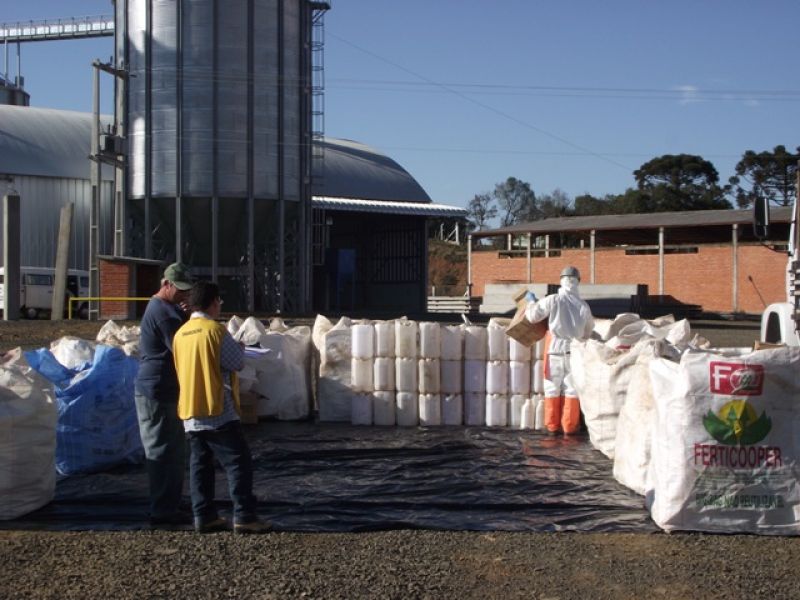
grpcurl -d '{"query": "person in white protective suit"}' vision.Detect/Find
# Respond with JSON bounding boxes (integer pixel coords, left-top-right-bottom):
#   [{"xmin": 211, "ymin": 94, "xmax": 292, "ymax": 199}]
[{"xmin": 525, "ymin": 266, "xmax": 594, "ymax": 435}]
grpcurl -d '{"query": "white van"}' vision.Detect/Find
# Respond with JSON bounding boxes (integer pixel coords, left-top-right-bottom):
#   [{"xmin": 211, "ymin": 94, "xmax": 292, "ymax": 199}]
[{"xmin": 0, "ymin": 267, "xmax": 90, "ymax": 319}]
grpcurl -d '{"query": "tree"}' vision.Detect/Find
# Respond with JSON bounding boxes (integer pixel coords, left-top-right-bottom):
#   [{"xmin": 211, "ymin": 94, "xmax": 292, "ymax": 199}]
[
  {"xmin": 729, "ymin": 145, "xmax": 799, "ymax": 208},
  {"xmin": 493, "ymin": 177, "xmax": 537, "ymax": 226},
  {"xmin": 537, "ymin": 188, "xmax": 572, "ymax": 219},
  {"xmin": 466, "ymin": 193, "xmax": 497, "ymax": 231},
  {"xmin": 633, "ymin": 154, "xmax": 730, "ymax": 211}
]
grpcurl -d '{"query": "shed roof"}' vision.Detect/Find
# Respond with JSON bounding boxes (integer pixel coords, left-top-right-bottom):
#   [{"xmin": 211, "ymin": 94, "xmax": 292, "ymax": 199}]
[{"xmin": 473, "ymin": 207, "xmax": 793, "ymax": 238}]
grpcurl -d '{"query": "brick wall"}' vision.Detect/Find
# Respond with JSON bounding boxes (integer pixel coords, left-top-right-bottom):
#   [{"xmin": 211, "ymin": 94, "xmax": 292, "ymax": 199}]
[
  {"xmin": 471, "ymin": 243, "xmax": 786, "ymax": 314},
  {"xmin": 99, "ymin": 260, "xmax": 132, "ymax": 320}
]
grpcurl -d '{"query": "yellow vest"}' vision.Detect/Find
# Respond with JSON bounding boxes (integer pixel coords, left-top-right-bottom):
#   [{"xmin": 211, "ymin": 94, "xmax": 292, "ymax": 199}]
[{"xmin": 173, "ymin": 317, "xmax": 240, "ymax": 420}]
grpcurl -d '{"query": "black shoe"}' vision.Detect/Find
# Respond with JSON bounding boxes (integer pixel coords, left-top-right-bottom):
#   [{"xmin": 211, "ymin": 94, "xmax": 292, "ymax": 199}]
[
  {"xmin": 149, "ymin": 511, "xmax": 192, "ymax": 528},
  {"xmin": 195, "ymin": 517, "xmax": 229, "ymax": 534},
  {"xmin": 233, "ymin": 519, "xmax": 272, "ymax": 534}
]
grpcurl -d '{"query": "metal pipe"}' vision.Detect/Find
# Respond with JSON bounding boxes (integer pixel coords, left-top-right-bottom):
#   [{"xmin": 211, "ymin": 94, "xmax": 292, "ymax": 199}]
[
  {"xmin": 590, "ymin": 229, "xmax": 596, "ymax": 283},
  {"xmin": 732, "ymin": 223, "xmax": 738, "ymax": 312},
  {"xmin": 658, "ymin": 227, "xmax": 665, "ymax": 296}
]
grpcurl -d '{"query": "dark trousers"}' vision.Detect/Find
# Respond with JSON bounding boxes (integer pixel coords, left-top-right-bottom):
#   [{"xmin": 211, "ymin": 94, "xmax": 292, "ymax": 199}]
[
  {"xmin": 135, "ymin": 393, "xmax": 186, "ymax": 519},
  {"xmin": 187, "ymin": 420, "xmax": 258, "ymax": 525}
]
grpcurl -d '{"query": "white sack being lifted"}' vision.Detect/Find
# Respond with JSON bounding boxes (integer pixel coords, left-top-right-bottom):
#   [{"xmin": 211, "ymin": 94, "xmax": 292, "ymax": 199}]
[
  {"xmin": 647, "ymin": 346, "xmax": 800, "ymax": 535},
  {"xmin": 0, "ymin": 349, "xmax": 57, "ymax": 520}
]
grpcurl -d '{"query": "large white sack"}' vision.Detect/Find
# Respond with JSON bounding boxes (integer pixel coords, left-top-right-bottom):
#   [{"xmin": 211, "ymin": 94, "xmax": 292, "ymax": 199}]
[
  {"xmin": 611, "ymin": 340, "xmax": 679, "ymax": 495},
  {"xmin": 570, "ymin": 339, "xmax": 625, "ymax": 458},
  {"xmin": 317, "ymin": 317, "xmax": 354, "ymax": 422},
  {"xmin": 50, "ymin": 336, "xmax": 96, "ymax": 370},
  {"xmin": 233, "ymin": 316, "xmax": 267, "ymax": 346},
  {"xmin": 252, "ymin": 327, "xmax": 312, "ymax": 420},
  {"xmin": 647, "ymin": 347, "xmax": 800, "ymax": 535},
  {"xmin": 226, "ymin": 315, "xmax": 244, "ymax": 337},
  {"xmin": 605, "ymin": 315, "xmax": 691, "ymax": 351},
  {"xmin": 0, "ymin": 349, "xmax": 57, "ymax": 520}
]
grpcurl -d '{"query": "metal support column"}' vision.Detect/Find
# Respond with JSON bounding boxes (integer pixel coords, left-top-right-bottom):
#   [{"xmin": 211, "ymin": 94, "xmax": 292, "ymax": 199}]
[
  {"xmin": 89, "ymin": 65, "xmax": 101, "ymax": 319},
  {"xmin": 590, "ymin": 229, "xmax": 596, "ymax": 284},
  {"xmin": 467, "ymin": 234, "xmax": 473, "ymax": 298},
  {"xmin": 3, "ymin": 192, "xmax": 20, "ymax": 321},
  {"xmin": 732, "ymin": 223, "xmax": 739, "ymax": 312},
  {"xmin": 526, "ymin": 232, "xmax": 532, "ymax": 283},
  {"xmin": 658, "ymin": 227, "xmax": 665, "ymax": 296}
]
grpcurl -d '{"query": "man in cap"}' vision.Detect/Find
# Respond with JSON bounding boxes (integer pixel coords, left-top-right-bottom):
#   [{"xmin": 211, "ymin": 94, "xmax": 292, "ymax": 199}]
[
  {"xmin": 134, "ymin": 262, "xmax": 194, "ymax": 526},
  {"xmin": 525, "ymin": 266, "xmax": 594, "ymax": 435}
]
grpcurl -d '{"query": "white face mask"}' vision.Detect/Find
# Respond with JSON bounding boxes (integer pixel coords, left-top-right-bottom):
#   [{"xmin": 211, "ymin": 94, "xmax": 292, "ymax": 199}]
[{"xmin": 560, "ymin": 276, "xmax": 580, "ymax": 291}]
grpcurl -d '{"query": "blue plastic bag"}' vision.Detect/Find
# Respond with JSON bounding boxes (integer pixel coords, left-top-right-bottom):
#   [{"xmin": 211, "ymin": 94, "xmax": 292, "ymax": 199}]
[{"xmin": 26, "ymin": 345, "xmax": 144, "ymax": 476}]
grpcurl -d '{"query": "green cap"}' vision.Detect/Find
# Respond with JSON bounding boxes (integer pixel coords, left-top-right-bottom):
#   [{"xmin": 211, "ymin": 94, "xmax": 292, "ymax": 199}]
[{"xmin": 163, "ymin": 262, "xmax": 194, "ymax": 290}]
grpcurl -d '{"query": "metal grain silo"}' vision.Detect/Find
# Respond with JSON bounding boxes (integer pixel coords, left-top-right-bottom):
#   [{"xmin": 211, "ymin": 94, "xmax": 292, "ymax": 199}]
[{"xmin": 117, "ymin": 0, "xmax": 326, "ymax": 313}]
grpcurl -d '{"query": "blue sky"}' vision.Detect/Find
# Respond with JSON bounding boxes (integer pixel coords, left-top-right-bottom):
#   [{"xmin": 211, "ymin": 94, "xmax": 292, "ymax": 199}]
[{"xmin": 3, "ymin": 1, "xmax": 798, "ymax": 218}]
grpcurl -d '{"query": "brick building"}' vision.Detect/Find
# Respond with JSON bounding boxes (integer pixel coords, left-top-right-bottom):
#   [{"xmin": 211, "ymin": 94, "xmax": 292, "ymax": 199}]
[{"xmin": 468, "ymin": 208, "xmax": 792, "ymax": 315}]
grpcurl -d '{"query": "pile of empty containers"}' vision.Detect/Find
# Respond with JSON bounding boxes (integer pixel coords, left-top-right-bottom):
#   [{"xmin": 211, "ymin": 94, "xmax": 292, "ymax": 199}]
[{"xmin": 320, "ymin": 317, "xmax": 548, "ymax": 428}]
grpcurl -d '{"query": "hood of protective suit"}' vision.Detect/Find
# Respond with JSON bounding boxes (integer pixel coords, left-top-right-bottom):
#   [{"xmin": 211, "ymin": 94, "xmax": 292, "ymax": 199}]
[{"xmin": 560, "ymin": 276, "xmax": 580, "ymax": 295}]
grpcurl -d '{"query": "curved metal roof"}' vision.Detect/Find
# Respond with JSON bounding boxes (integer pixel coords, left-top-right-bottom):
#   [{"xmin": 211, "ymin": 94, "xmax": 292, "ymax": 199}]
[{"xmin": 0, "ymin": 106, "xmax": 437, "ymax": 206}]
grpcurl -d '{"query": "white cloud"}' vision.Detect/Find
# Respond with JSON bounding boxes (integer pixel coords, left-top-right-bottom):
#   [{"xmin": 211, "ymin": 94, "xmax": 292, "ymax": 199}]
[{"xmin": 675, "ymin": 85, "xmax": 700, "ymax": 105}]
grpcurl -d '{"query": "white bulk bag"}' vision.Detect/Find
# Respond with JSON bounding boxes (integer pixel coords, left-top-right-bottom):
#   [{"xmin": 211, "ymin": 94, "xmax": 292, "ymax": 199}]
[
  {"xmin": 418, "ymin": 358, "xmax": 441, "ymax": 394},
  {"xmin": 396, "ymin": 391, "xmax": 418, "ymax": 427},
  {"xmin": 374, "ymin": 321, "xmax": 395, "ymax": 358},
  {"xmin": 463, "ymin": 359, "xmax": 487, "ymax": 393},
  {"xmin": 485, "ymin": 393, "xmax": 508, "ymax": 427},
  {"xmin": 316, "ymin": 316, "xmax": 354, "ymax": 422},
  {"xmin": 487, "ymin": 319, "xmax": 509, "ymax": 361},
  {"xmin": 570, "ymin": 339, "xmax": 625, "ymax": 458},
  {"xmin": 373, "ymin": 391, "xmax": 396, "ymax": 426},
  {"xmin": 226, "ymin": 315, "xmax": 244, "ymax": 337},
  {"xmin": 351, "ymin": 393, "xmax": 373, "ymax": 426},
  {"xmin": 419, "ymin": 393, "xmax": 442, "ymax": 426},
  {"xmin": 439, "ymin": 360, "xmax": 463, "ymax": 394},
  {"xmin": 351, "ymin": 323, "xmax": 375, "ymax": 359},
  {"xmin": 0, "ymin": 350, "xmax": 57, "ymax": 520},
  {"xmin": 440, "ymin": 325, "xmax": 464, "ymax": 360},
  {"xmin": 233, "ymin": 316, "xmax": 267, "ymax": 346},
  {"xmin": 395, "ymin": 357, "xmax": 418, "ymax": 392},
  {"xmin": 419, "ymin": 322, "xmax": 441, "ymax": 359},
  {"xmin": 464, "ymin": 391, "xmax": 485, "ymax": 426},
  {"xmin": 394, "ymin": 320, "xmax": 418, "ymax": 359},
  {"xmin": 647, "ymin": 347, "xmax": 800, "ymax": 534},
  {"xmin": 253, "ymin": 327, "xmax": 312, "ymax": 420},
  {"xmin": 50, "ymin": 336, "xmax": 96, "ymax": 370},
  {"xmin": 442, "ymin": 393, "xmax": 463, "ymax": 426},
  {"xmin": 464, "ymin": 326, "xmax": 487, "ymax": 361},
  {"xmin": 508, "ymin": 360, "xmax": 531, "ymax": 395},
  {"xmin": 373, "ymin": 357, "xmax": 395, "ymax": 392}
]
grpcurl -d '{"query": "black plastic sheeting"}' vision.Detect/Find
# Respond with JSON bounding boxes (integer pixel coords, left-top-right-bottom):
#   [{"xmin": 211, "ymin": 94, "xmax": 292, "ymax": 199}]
[{"xmin": 3, "ymin": 422, "xmax": 658, "ymax": 533}]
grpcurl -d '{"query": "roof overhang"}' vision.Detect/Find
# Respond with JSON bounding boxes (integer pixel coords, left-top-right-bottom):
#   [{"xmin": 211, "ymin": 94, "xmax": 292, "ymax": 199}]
[{"xmin": 312, "ymin": 196, "xmax": 467, "ymax": 218}]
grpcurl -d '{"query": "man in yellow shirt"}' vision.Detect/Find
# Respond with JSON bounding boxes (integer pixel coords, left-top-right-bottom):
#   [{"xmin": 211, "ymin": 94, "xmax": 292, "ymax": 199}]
[{"xmin": 173, "ymin": 280, "xmax": 269, "ymax": 534}]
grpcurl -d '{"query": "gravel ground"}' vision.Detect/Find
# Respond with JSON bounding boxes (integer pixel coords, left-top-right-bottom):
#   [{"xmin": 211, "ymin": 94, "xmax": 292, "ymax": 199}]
[{"xmin": 2, "ymin": 315, "xmax": 795, "ymax": 600}]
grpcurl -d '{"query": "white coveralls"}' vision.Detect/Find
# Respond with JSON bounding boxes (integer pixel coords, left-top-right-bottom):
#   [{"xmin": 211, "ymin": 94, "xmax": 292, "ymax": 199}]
[{"xmin": 525, "ymin": 277, "xmax": 594, "ymax": 433}]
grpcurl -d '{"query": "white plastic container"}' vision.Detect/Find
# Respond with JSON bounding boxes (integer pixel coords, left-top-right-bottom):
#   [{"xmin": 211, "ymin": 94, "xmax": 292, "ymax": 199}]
[
  {"xmin": 373, "ymin": 357, "xmax": 395, "ymax": 391},
  {"xmin": 463, "ymin": 359, "xmax": 487, "ymax": 393},
  {"xmin": 372, "ymin": 391, "xmax": 396, "ymax": 426},
  {"xmin": 351, "ymin": 323, "xmax": 375, "ymax": 359},
  {"xmin": 532, "ymin": 359, "xmax": 545, "ymax": 394},
  {"xmin": 396, "ymin": 391, "xmax": 418, "ymax": 427},
  {"xmin": 439, "ymin": 359, "xmax": 463, "ymax": 394},
  {"xmin": 419, "ymin": 322, "xmax": 441, "ymax": 359},
  {"xmin": 520, "ymin": 397, "xmax": 535, "ymax": 430},
  {"xmin": 485, "ymin": 393, "xmax": 508, "ymax": 427},
  {"xmin": 351, "ymin": 358, "xmax": 374, "ymax": 392},
  {"xmin": 395, "ymin": 357, "xmax": 418, "ymax": 392},
  {"xmin": 351, "ymin": 393, "xmax": 372, "ymax": 426},
  {"xmin": 534, "ymin": 394, "xmax": 545, "ymax": 430},
  {"xmin": 442, "ymin": 393, "xmax": 463, "ymax": 426},
  {"xmin": 464, "ymin": 391, "xmax": 485, "ymax": 426},
  {"xmin": 418, "ymin": 393, "xmax": 442, "ymax": 426},
  {"xmin": 394, "ymin": 320, "xmax": 418, "ymax": 359},
  {"xmin": 464, "ymin": 325, "xmax": 487, "ymax": 360},
  {"xmin": 486, "ymin": 360, "xmax": 509, "ymax": 395},
  {"xmin": 509, "ymin": 338, "xmax": 532, "ymax": 362},
  {"xmin": 418, "ymin": 358, "xmax": 441, "ymax": 394},
  {"xmin": 487, "ymin": 322, "xmax": 509, "ymax": 361},
  {"xmin": 510, "ymin": 394, "xmax": 527, "ymax": 428},
  {"xmin": 509, "ymin": 360, "xmax": 531, "ymax": 395},
  {"xmin": 374, "ymin": 321, "xmax": 395, "ymax": 357},
  {"xmin": 440, "ymin": 325, "xmax": 464, "ymax": 360}
]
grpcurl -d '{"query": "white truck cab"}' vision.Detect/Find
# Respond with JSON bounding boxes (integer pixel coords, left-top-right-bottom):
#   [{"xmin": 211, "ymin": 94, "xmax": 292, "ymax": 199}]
[{"xmin": 0, "ymin": 267, "xmax": 90, "ymax": 319}]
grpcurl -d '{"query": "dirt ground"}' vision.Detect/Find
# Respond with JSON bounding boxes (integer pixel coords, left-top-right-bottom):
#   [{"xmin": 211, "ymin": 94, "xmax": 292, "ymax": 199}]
[{"xmin": 2, "ymin": 315, "xmax": 794, "ymax": 600}]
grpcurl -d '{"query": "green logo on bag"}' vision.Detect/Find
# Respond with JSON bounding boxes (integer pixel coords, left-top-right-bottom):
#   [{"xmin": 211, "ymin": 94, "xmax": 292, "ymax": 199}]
[{"xmin": 703, "ymin": 400, "xmax": 771, "ymax": 446}]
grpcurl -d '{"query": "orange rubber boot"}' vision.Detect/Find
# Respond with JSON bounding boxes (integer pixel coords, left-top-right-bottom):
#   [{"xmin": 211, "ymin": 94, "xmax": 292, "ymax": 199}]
[
  {"xmin": 561, "ymin": 396, "xmax": 581, "ymax": 435},
  {"xmin": 543, "ymin": 396, "xmax": 563, "ymax": 434}
]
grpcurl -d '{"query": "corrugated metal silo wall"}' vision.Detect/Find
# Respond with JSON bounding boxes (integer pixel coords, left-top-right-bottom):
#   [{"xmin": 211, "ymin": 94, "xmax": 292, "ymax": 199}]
[
  {"xmin": 0, "ymin": 176, "xmax": 114, "ymax": 270},
  {"xmin": 122, "ymin": 0, "xmax": 311, "ymax": 313}
]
